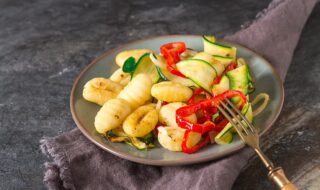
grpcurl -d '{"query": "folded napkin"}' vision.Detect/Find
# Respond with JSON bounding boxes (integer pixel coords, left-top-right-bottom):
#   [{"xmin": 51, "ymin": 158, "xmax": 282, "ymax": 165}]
[{"xmin": 41, "ymin": 0, "xmax": 317, "ymax": 189}]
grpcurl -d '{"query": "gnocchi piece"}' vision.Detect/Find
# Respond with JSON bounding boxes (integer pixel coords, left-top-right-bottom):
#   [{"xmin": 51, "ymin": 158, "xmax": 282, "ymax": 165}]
[
  {"xmin": 159, "ymin": 102, "xmax": 197, "ymax": 128},
  {"xmin": 123, "ymin": 104, "xmax": 158, "ymax": 137},
  {"xmin": 151, "ymin": 81, "xmax": 193, "ymax": 102},
  {"xmin": 115, "ymin": 49, "xmax": 153, "ymax": 67},
  {"xmin": 83, "ymin": 78, "xmax": 123, "ymax": 106},
  {"xmin": 110, "ymin": 68, "xmax": 131, "ymax": 86},
  {"xmin": 94, "ymin": 98, "xmax": 131, "ymax": 134},
  {"xmin": 157, "ymin": 126, "xmax": 202, "ymax": 151},
  {"xmin": 117, "ymin": 74, "xmax": 152, "ymax": 109},
  {"xmin": 193, "ymin": 52, "xmax": 224, "ymax": 76}
]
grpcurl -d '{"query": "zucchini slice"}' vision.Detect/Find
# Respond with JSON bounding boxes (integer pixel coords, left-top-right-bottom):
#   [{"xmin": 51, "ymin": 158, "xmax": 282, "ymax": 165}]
[
  {"xmin": 176, "ymin": 59, "xmax": 217, "ymax": 93},
  {"xmin": 226, "ymin": 65, "xmax": 249, "ymax": 104},
  {"xmin": 203, "ymin": 35, "xmax": 237, "ymax": 58},
  {"xmin": 228, "ymin": 102, "xmax": 253, "ymax": 134},
  {"xmin": 236, "ymin": 58, "xmax": 255, "ymax": 94},
  {"xmin": 226, "ymin": 65, "xmax": 249, "ymax": 95},
  {"xmin": 150, "ymin": 53, "xmax": 195, "ymax": 87},
  {"xmin": 213, "ymin": 55, "xmax": 233, "ymax": 67},
  {"xmin": 132, "ymin": 53, "xmax": 160, "ymax": 83},
  {"xmin": 212, "ymin": 75, "xmax": 230, "ymax": 95},
  {"xmin": 193, "ymin": 52, "xmax": 224, "ymax": 76},
  {"xmin": 215, "ymin": 131, "xmax": 233, "ymax": 144},
  {"xmin": 215, "ymin": 103, "xmax": 253, "ymax": 144},
  {"xmin": 193, "ymin": 52, "xmax": 217, "ymax": 65}
]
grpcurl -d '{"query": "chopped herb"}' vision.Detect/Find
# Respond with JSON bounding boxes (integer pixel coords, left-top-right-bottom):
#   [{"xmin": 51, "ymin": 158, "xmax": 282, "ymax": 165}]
[{"xmin": 122, "ymin": 57, "xmax": 136, "ymax": 73}]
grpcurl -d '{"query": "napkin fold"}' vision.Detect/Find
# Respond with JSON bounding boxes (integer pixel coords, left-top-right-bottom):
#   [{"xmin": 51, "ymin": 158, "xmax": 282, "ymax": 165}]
[
  {"xmin": 225, "ymin": 0, "xmax": 317, "ymax": 80},
  {"xmin": 41, "ymin": 0, "xmax": 317, "ymax": 189}
]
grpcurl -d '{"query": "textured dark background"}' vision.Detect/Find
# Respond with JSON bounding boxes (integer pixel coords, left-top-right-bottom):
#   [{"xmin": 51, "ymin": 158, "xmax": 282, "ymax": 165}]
[{"xmin": 0, "ymin": 0, "xmax": 319, "ymax": 189}]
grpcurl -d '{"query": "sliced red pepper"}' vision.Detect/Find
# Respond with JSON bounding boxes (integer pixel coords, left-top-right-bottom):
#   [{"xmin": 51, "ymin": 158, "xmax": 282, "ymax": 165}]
[
  {"xmin": 213, "ymin": 113, "xmax": 224, "ymax": 123},
  {"xmin": 153, "ymin": 125, "xmax": 162, "ymax": 136},
  {"xmin": 181, "ymin": 130, "xmax": 211, "ymax": 154},
  {"xmin": 211, "ymin": 62, "xmax": 236, "ymax": 93},
  {"xmin": 225, "ymin": 62, "xmax": 237, "ymax": 72},
  {"xmin": 160, "ymin": 42, "xmax": 186, "ymax": 78},
  {"xmin": 209, "ymin": 107, "xmax": 218, "ymax": 114},
  {"xmin": 187, "ymin": 88, "xmax": 203, "ymax": 104},
  {"xmin": 166, "ymin": 64, "xmax": 186, "ymax": 77},
  {"xmin": 176, "ymin": 90, "xmax": 246, "ymax": 134},
  {"xmin": 161, "ymin": 101, "xmax": 168, "ymax": 107},
  {"xmin": 203, "ymin": 109, "xmax": 213, "ymax": 121},
  {"xmin": 213, "ymin": 75, "xmax": 222, "ymax": 85},
  {"xmin": 214, "ymin": 118, "xmax": 229, "ymax": 132},
  {"xmin": 203, "ymin": 106, "xmax": 219, "ymax": 122},
  {"xmin": 177, "ymin": 90, "xmax": 246, "ymax": 153},
  {"xmin": 197, "ymin": 116, "xmax": 207, "ymax": 124}
]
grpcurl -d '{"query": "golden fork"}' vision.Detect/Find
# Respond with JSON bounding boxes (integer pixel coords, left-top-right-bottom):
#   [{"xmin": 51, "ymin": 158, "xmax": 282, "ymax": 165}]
[{"xmin": 215, "ymin": 98, "xmax": 298, "ymax": 190}]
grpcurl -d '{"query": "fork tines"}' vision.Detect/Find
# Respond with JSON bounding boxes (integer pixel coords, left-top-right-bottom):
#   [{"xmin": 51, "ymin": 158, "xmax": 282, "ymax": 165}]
[{"xmin": 215, "ymin": 98, "xmax": 256, "ymax": 137}]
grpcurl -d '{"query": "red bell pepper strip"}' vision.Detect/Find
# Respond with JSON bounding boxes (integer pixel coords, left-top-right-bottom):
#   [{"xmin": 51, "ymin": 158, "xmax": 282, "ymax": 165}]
[
  {"xmin": 213, "ymin": 75, "xmax": 221, "ymax": 85},
  {"xmin": 203, "ymin": 109, "xmax": 213, "ymax": 121},
  {"xmin": 176, "ymin": 90, "xmax": 246, "ymax": 134},
  {"xmin": 181, "ymin": 130, "xmax": 211, "ymax": 154},
  {"xmin": 153, "ymin": 125, "xmax": 162, "ymax": 136},
  {"xmin": 187, "ymin": 88, "xmax": 203, "ymax": 104},
  {"xmin": 213, "ymin": 112, "xmax": 224, "ymax": 123},
  {"xmin": 197, "ymin": 116, "xmax": 207, "ymax": 124},
  {"xmin": 225, "ymin": 62, "xmax": 237, "ymax": 72},
  {"xmin": 177, "ymin": 90, "xmax": 247, "ymax": 153},
  {"xmin": 200, "ymin": 107, "xmax": 219, "ymax": 123},
  {"xmin": 211, "ymin": 62, "xmax": 237, "ymax": 91},
  {"xmin": 211, "ymin": 62, "xmax": 237, "ymax": 89},
  {"xmin": 161, "ymin": 101, "xmax": 168, "ymax": 106},
  {"xmin": 214, "ymin": 118, "xmax": 229, "ymax": 132},
  {"xmin": 160, "ymin": 42, "xmax": 186, "ymax": 78}
]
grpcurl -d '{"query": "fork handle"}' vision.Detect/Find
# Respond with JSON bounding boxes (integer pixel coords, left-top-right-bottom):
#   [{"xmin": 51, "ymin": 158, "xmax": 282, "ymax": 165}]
[
  {"xmin": 268, "ymin": 167, "xmax": 298, "ymax": 190},
  {"xmin": 282, "ymin": 183, "xmax": 298, "ymax": 190}
]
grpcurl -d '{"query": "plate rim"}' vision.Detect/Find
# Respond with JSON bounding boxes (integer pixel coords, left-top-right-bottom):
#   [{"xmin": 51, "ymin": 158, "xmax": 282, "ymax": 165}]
[{"xmin": 69, "ymin": 34, "xmax": 284, "ymax": 166}]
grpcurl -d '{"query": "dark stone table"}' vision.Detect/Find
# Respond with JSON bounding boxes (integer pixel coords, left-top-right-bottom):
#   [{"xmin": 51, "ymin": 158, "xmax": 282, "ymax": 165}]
[{"xmin": 0, "ymin": 0, "xmax": 319, "ymax": 189}]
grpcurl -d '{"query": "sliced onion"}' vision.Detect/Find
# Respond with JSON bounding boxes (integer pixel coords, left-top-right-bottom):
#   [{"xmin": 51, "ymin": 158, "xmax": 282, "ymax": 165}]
[
  {"xmin": 252, "ymin": 93, "xmax": 270, "ymax": 116},
  {"xmin": 150, "ymin": 53, "xmax": 163, "ymax": 68}
]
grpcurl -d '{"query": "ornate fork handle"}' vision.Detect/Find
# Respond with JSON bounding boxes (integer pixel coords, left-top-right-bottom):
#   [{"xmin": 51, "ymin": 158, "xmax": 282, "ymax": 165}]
[
  {"xmin": 254, "ymin": 148, "xmax": 297, "ymax": 190},
  {"xmin": 268, "ymin": 167, "xmax": 298, "ymax": 190},
  {"xmin": 216, "ymin": 98, "xmax": 298, "ymax": 190}
]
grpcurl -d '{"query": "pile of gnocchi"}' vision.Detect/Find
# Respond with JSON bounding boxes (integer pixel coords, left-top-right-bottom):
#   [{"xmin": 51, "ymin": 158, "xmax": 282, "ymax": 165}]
[
  {"xmin": 82, "ymin": 36, "xmax": 267, "ymax": 153},
  {"xmin": 83, "ymin": 72, "xmax": 201, "ymax": 151}
]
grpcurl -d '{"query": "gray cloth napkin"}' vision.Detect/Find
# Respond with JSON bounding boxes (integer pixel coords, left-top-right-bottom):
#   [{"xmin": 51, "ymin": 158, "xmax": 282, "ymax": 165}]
[{"xmin": 40, "ymin": 0, "xmax": 317, "ymax": 189}]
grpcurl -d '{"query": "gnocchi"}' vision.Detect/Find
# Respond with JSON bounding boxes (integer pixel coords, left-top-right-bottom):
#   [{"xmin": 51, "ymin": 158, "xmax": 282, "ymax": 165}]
[
  {"xmin": 115, "ymin": 49, "xmax": 153, "ymax": 67},
  {"xmin": 110, "ymin": 68, "xmax": 131, "ymax": 86},
  {"xmin": 117, "ymin": 74, "xmax": 152, "ymax": 109},
  {"xmin": 81, "ymin": 35, "xmax": 262, "ymax": 153},
  {"xmin": 151, "ymin": 81, "xmax": 193, "ymax": 102},
  {"xmin": 83, "ymin": 78, "xmax": 123, "ymax": 106},
  {"xmin": 94, "ymin": 98, "xmax": 132, "ymax": 134},
  {"xmin": 157, "ymin": 126, "xmax": 202, "ymax": 151},
  {"xmin": 159, "ymin": 102, "xmax": 197, "ymax": 128},
  {"xmin": 123, "ymin": 104, "xmax": 158, "ymax": 137}
]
